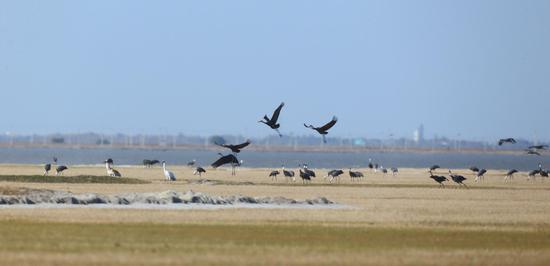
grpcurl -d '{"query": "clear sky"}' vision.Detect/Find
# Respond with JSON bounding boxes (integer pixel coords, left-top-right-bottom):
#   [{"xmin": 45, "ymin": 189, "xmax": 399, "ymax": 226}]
[{"xmin": 1, "ymin": 1, "xmax": 549, "ymax": 141}]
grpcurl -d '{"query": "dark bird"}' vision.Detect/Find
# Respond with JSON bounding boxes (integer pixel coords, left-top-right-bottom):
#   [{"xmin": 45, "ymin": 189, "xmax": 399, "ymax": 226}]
[
  {"xmin": 390, "ymin": 167, "xmax": 399, "ymax": 176},
  {"xmin": 187, "ymin": 159, "xmax": 196, "ymax": 167},
  {"xmin": 528, "ymin": 145, "xmax": 548, "ymax": 150},
  {"xmin": 44, "ymin": 163, "xmax": 51, "ymax": 176},
  {"xmin": 528, "ymin": 169, "xmax": 540, "ymax": 180},
  {"xmin": 269, "ymin": 170, "xmax": 280, "ymax": 181},
  {"xmin": 368, "ymin": 159, "xmax": 374, "ymax": 170},
  {"xmin": 304, "ymin": 116, "xmax": 338, "ymax": 143},
  {"xmin": 381, "ymin": 168, "xmax": 388, "ymax": 175},
  {"xmin": 259, "ymin": 102, "xmax": 284, "ymax": 137},
  {"xmin": 299, "ymin": 169, "xmax": 312, "ymax": 184},
  {"xmin": 193, "ymin": 167, "xmax": 206, "ymax": 176},
  {"xmin": 505, "ymin": 169, "xmax": 518, "ymax": 182},
  {"xmin": 55, "ymin": 165, "xmax": 68, "ymax": 176},
  {"xmin": 448, "ymin": 170, "xmax": 468, "ymax": 188},
  {"xmin": 349, "ymin": 168, "xmax": 364, "ymax": 181},
  {"xmin": 211, "ymin": 153, "xmax": 241, "ymax": 176},
  {"xmin": 143, "ymin": 159, "xmax": 160, "ymax": 168},
  {"xmin": 540, "ymin": 170, "xmax": 549, "ymax": 178},
  {"xmin": 53, "ymin": 157, "xmax": 58, "ymax": 164},
  {"xmin": 526, "ymin": 150, "xmax": 541, "ymax": 156},
  {"xmin": 429, "ymin": 170, "xmax": 448, "ymax": 188},
  {"xmin": 215, "ymin": 139, "xmax": 251, "ymax": 154},
  {"xmin": 301, "ymin": 164, "xmax": 316, "ymax": 177},
  {"xmin": 327, "ymin": 169, "xmax": 344, "ymax": 183},
  {"xmin": 498, "ymin": 138, "xmax": 516, "ymax": 146},
  {"xmin": 282, "ymin": 166, "xmax": 295, "ymax": 182},
  {"xmin": 469, "ymin": 166, "xmax": 480, "ymax": 173},
  {"xmin": 429, "ymin": 165, "xmax": 440, "ymax": 171},
  {"xmin": 475, "ymin": 169, "xmax": 487, "ymax": 182}
]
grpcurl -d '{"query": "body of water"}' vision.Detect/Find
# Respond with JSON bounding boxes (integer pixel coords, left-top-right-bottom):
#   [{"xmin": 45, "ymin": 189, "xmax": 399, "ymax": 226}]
[{"xmin": 0, "ymin": 147, "xmax": 546, "ymax": 171}]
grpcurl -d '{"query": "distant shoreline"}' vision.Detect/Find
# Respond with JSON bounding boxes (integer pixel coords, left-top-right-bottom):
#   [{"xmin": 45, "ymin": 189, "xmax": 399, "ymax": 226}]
[{"xmin": 0, "ymin": 143, "xmax": 533, "ymax": 156}]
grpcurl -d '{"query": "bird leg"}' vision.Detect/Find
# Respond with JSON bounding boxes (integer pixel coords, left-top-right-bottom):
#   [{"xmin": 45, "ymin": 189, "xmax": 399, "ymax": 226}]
[
  {"xmin": 274, "ymin": 128, "xmax": 282, "ymax": 137},
  {"xmin": 322, "ymin": 135, "xmax": 327, "ymax": 144}
]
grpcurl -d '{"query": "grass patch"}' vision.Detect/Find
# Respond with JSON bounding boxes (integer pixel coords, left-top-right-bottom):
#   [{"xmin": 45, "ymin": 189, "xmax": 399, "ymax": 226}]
[
  {"xmin": 0, "ymin": 175, "xmax": 149, "ymax": 184},
  {"xmin": 0, "ymin": 220, "xmax": 549, "ymax": 265}
]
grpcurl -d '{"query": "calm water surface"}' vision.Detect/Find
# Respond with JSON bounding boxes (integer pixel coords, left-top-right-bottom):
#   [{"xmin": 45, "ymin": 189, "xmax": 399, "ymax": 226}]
[{"xmin": 0, "ymin": 147, "xmax": 546, "ymax": 171}]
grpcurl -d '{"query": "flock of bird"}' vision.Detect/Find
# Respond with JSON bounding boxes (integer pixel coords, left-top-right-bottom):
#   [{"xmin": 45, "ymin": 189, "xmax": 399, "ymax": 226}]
[
  {"xmin": 39, "ymin": 102, "xmax": 338, "ymax": 181},
  {"xmin": 38, "ymin": 104, "xmax": 547, "ymax": 187}
]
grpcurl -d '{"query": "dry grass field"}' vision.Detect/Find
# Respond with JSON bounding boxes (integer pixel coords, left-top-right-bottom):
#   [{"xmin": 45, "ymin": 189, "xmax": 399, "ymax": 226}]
[{"xmin": 0, "ymin": 164, "xmax": 550, "ymax": 265}]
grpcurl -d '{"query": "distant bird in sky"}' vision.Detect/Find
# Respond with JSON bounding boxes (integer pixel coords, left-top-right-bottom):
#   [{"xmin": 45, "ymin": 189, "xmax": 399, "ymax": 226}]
[
  {"xmin": 498, "ymin": 138, "xmax": 516, "ymax": 146},
  {"xmin": 55, "ymin": 165, "xmax": 68, "ymax": 176},
  {"xmin": 304, "ymin": 116, "xmax": 338, "ymax": 143},
  {"xmin": 259, "ymin": 102, "xmax": 284, "ymax": 137},
  {"xmin": 211, "ymin": 153, "xmax": 241, "ymax": 176},
  {"xmin": 162, "ymin": 161, "xmax": 176, "ymax": 181},
  {"xmin": 504, "ymin": 169, "xmax": 518, "ymax": 182},
  {"xmin": 528, "ymin": 145, "xmax": 548, "ymax": 150},
  {"xmin": 193, "ymin": 166, "xmax": 206, "ymax": 177},
  {"xmin": 215, "ymin": 139, "xmax": 251, "ymax": 154}
]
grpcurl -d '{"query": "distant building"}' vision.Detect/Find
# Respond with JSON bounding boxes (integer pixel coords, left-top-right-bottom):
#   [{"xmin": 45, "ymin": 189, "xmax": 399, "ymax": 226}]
[{"xmin": 413, "ymin": 124, "xmax": 424, "ymax": 143}]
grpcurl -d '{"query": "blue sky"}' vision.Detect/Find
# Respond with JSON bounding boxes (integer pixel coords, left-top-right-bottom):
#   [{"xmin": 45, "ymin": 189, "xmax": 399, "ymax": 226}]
[{"xmin": 1, "ymin": 1, "xmax": 549, "ymax": 141}]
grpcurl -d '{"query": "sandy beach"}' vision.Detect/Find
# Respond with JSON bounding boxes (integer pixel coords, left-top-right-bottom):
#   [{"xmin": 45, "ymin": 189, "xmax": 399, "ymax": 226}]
[{"xmin": 0, "ymin": 164, "xmax": 549, "ymax": 265}]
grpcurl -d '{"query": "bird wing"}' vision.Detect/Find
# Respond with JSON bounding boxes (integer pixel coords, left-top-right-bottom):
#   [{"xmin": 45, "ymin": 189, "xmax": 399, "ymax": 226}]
[
  {"xmin": 211, "ymin": 155, "xmax": 239, "ymax": 168},
  {"xmin": 318, "ymin": 116, "xmax": 338, "ymax": 131},
  {"xmin": 270, "ymin": 102, "xmax": 284, "ymax": 123},
  {"xmin": 214, "ymin": 142, "xmax": 229, "ymax": 149},
  {"xmin": 233, "ymin": 140, "xmax": 251, "ymax": 150}
]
